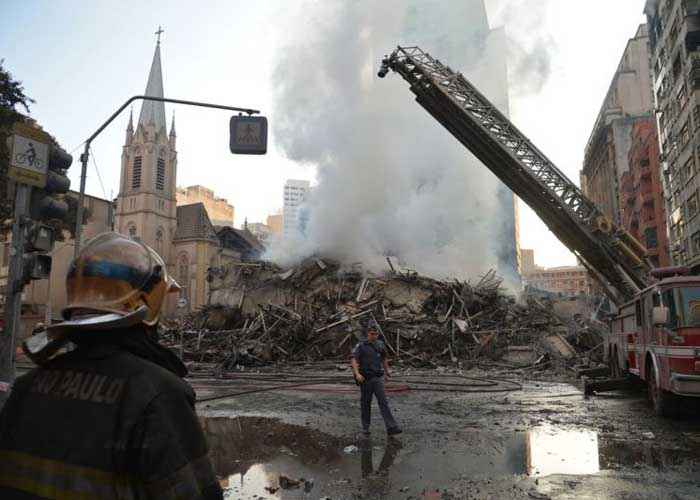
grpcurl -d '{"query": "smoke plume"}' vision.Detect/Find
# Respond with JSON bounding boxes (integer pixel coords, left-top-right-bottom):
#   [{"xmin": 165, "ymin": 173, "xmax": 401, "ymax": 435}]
[
  {"xmin": 488, "ymin": 0, "xmax": 555, "ymax": 95},
  {"xmin": 269, "ymin": 0, "xmax": 549, "ymax": 286}
]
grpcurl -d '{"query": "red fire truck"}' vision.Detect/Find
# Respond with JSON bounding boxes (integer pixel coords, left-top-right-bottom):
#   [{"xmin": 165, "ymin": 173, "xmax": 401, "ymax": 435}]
[
  {"xmin": 609, "ymin": 267, "xmax": 700, "ymax": 415},
  {"xmin": 380, "ymin": 46, "xmax": 700, "ymax": 416}
]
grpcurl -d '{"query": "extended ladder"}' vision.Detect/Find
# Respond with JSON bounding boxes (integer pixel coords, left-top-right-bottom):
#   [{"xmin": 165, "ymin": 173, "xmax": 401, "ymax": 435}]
[{"xmin": 379, "ymin": 46, "xmax": 650, "ymax": 304}]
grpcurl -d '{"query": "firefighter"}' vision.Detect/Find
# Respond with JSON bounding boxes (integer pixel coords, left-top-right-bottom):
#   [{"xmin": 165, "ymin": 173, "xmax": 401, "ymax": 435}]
[
  {"xmin": 351, "ymin": 320, "xmax": 402, "ymax": 436},
  {"xmin": 0, "ymin": 232, "xmax": 223, "ymax": 499}
]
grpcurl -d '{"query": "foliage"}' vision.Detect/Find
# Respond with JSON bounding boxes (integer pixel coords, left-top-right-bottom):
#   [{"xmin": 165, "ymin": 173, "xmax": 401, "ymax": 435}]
[
  {"xmin": 0, "ymin": 60, "xmax": 88, "ymax": 240},
  {"xmin": 0, "ymin": 59, "xmax": 34, "ymax": 221}
]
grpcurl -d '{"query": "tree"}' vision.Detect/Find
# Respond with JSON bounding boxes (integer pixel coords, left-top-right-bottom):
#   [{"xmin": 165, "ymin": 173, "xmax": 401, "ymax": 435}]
[
  {"xmin": 0, "ymin": 60, "xmax": 34, "ymax": 221},
  {"xmin": 0, "ymin": 62, "xmax": 90, "ymax": 239}
]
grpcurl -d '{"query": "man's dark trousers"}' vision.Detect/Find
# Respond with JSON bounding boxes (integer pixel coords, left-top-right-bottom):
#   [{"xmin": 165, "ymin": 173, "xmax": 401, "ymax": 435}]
[{"xmin": 360, "ymin": 376, "xmax": 398, "ymax": 431}]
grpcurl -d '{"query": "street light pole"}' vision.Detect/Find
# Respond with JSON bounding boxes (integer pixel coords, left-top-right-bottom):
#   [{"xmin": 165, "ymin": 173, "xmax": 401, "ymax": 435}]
[
  {"xmin": 0, "ymin": 184, "xmax": 31, "ymax": 405},
  {"xmin": 73, "ymin": 95, "xmax": 260, "ymax": 258}
]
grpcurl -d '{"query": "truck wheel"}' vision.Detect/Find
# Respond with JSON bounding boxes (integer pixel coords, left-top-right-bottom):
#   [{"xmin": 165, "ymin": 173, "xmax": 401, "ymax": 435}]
[{"xmin": 647, "ymin": 362, "xmax": 677, "ymax": 417}]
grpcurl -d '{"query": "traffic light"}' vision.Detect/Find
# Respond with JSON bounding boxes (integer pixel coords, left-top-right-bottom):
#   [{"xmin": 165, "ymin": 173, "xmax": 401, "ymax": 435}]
[
  {"xmin": 26, "ymin": 224, "xmax": 56, "ymax": 253},
  {"xmin": 21, "ymin": 253, "xmax": 52, "ymax": 285},
  {"xmin": 24, "ymin": 254, "xmax": 52, "ymax": 281},
  {"xmin": 30, "ymin": 146, "xmax": 72, "ymax": 221},
  {"xmin": 229, "ymin": 115, "xmax": 268, "ymax": 154}
]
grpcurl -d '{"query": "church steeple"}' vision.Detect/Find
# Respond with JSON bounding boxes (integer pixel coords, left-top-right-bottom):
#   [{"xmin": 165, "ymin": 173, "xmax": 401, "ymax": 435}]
[
  {"xmin": 116, "ymin": 27, "xmax": 177, "ymax": 268},
  {"xmin": 125, "ymin": 108, "xmax": 134, "ymax": 144},
  {"xmin": 169, "ymin": 111, "xmax": 176, "ymax": 147},
  {"xmin": 138, "ymin": 32, "xmax": 167, "ymax": 133}
]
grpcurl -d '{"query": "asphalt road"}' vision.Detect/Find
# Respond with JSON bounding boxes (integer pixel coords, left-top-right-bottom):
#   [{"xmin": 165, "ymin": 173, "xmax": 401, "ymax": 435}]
[{"xmin": 193, "ymin": 368, "xmax": 700, "ymax": 499}]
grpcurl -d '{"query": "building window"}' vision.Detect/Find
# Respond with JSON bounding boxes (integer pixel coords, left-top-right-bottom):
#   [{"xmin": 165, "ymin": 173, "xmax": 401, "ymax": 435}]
[
  {"xmin": 684, "ymin": 157, "xmax": 695, "ymax": 182},
  {"xmin": 680, "ymin": 122, "xmax": 691, "ymax": 150},
  {"xmin": 645, "ymin": 228, "xmax": 658, "ymax": 249},
  {"xmin": 156, "ymin": 158, "xmax": 165, "ymax": 191},
  {"xmin": 132, "ymin": 156, "xmax": 142, "ymax": 189},
  {"xmin": 128, "ymin": 224, "xmax": 137, "ymax": 239},
  {"xmin": 692, "ymin": 231, "xmax": 700, "ymax": 255},
  {"xmin": 155, "ymin": 228, "xmax": 164, "ymax": 256},
  {"xmin": 689, "ymin": 193, "xmax": 699, "ymax": 218}
]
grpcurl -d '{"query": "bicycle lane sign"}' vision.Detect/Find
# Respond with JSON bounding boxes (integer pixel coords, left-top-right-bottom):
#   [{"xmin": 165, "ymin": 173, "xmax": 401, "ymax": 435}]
[{"xmin": 8, "ymin": 133, "xmax": 49, "ymax": 188}]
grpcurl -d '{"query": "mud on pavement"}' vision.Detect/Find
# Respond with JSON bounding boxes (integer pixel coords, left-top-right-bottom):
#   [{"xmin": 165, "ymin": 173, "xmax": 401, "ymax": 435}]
[{"xmin": 195, "ymin": 370, "xmax": 700, "ymax": 499}]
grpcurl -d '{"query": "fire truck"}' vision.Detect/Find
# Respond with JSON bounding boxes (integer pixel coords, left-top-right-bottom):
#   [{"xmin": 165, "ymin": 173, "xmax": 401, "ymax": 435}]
[{"xmin": 379, "ymin": 46, "xmax": 700, "ymax": 416}]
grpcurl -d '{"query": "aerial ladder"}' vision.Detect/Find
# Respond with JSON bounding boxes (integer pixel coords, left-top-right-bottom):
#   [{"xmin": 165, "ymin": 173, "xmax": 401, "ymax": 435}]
[{"xmin": 378, "ymin": 46, "xmax": 651, "ymax": 305}]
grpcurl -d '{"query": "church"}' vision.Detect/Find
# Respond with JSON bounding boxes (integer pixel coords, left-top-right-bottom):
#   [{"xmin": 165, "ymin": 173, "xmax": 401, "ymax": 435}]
[
  {"xmin": 114, "ymin": 36, "xmax": 264, "ymax": 314},
  {"xmin": 0, "ymin": 35, "xmax": 263, "ymax": 340}
]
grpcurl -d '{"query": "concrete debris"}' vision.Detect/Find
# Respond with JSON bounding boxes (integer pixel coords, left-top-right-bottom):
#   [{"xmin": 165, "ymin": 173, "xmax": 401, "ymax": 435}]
[{"xmin": 163, "ymin": 257, "xmax": 605, "ymax": 374}]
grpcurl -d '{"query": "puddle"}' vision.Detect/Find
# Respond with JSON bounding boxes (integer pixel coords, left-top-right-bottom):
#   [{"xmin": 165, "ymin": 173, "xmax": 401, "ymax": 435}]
[
  {"xmin": 202, "ymin": 417, "xmax": 700, "ymax": 499},
  {"xmin": 527, "ymin": 427, "xmax": 599, "ymax": 476}
]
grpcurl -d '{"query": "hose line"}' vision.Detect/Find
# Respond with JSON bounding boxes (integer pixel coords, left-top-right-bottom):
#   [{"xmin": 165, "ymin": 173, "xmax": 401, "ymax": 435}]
[{"xmin": 193, "ymin": 371, "xmax": 523, "ymax": 403}]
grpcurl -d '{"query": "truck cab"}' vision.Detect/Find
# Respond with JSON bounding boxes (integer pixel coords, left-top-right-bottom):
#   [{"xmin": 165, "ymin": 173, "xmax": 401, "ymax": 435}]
[{"xmin": 609, "ymin": 270, "xmax": 700, "ymax": 415}]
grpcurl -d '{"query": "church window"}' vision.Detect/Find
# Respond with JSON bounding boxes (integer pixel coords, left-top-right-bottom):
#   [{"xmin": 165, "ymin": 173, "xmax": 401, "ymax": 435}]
[
  {"xmin": 132, "ymin": 156, "xmax": 142, "ymax": 189},
  {"xmin": 178, "ymin": 253, "xmax": 190, "ymax": 302},
  {"xmin": 155, "ymin": 228, "xmax": 164, "ymax": 256},
  {"xmin": 156, "ymin": 158, "xmax": 165, "ymax": 191},
  {"xmin": 128, "ymin": 224, "xmax": 137, "ymax": 239}
]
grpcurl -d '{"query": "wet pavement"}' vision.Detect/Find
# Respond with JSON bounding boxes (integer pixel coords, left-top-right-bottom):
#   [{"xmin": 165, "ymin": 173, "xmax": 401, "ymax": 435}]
[{"xmin": 194, "ymin": 370, "xmax": 700, "ymax": 499}]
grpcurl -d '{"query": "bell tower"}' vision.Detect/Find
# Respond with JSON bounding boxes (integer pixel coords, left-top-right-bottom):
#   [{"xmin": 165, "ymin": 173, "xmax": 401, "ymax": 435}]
[{"xmin": 115, "ymin": 29, "xmax": 178, "ymax": 267}]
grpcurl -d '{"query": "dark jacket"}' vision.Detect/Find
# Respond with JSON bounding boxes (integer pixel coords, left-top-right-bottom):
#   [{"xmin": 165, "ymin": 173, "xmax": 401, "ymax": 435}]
[
  {"xmin": 0, "ymin": 333, "xmax": 223, "ymax": 500},
  {"xmin": 351, "ymin": 340, "xmax": 386, "ymax": 379}
]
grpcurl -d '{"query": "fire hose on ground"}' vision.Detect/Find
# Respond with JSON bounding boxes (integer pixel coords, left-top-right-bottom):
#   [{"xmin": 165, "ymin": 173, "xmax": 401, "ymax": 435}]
[{"xmin": 194, "ymin": 372, "xmax": 524, "ymax": 403}]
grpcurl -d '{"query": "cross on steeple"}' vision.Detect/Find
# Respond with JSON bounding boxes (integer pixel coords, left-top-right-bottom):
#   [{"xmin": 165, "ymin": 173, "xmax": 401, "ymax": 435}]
[{"xmin": 155, "ymin": 26, "xmax": 164, "ymax": 44}]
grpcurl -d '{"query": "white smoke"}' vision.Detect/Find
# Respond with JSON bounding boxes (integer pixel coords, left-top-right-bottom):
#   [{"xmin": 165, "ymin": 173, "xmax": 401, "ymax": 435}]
[
  {"xmin": 487, "ymin": 0, "xmax": 555, "ymax": 96},
  {"xmin": 268, "ymin": 0, "xmax": 551, "ymax": 286}
]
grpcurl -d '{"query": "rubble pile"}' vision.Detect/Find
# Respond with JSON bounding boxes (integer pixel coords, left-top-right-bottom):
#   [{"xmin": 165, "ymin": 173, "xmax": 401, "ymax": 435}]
[{"xmin": 163, "ymin": 258, "xmax": 605, "ymax": 372}]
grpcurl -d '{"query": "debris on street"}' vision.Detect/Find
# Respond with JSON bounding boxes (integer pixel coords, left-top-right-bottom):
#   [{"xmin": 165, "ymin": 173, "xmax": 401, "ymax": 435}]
[{"xmin": 163, "ymin": 258, "xmax": 606, "ymax": 375}]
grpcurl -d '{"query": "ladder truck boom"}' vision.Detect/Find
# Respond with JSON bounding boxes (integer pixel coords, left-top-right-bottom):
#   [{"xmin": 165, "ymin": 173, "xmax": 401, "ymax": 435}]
[{"xmin": 379, "ymin": 46, "xmax": 651, "ymax": 304}]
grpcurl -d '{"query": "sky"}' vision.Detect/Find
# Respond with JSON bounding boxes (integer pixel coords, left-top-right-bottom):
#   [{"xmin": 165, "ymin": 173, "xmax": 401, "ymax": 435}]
[{"xmin": 1, "ymin": 0, "xmax": 647, "ymax": 269}]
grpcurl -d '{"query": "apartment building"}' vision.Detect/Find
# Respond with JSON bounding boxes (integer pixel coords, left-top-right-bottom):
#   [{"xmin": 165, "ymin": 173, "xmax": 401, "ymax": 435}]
[
  {"xmin": 645, "ymin": 0, "xmax": 700, "ymax": 269},
  {"xmin": 283, "ymin": 179, "xmax": 310, "ymax": 239}
]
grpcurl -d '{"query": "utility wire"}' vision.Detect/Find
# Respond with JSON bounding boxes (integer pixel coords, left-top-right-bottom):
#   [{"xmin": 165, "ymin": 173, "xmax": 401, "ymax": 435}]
[{"xmin": 89, "ymin": 147, "xmax": 108, "ymax": 200}]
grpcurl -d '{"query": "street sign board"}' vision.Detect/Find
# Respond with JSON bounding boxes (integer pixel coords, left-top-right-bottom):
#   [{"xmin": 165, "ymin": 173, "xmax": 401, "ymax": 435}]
[
  {"xmin": 8, "ymin": 133, "xmax": 49, "ymax": 188},
  {"xmin": 230, "ymin": 115, "xmax": 268, "ymax": 155}
]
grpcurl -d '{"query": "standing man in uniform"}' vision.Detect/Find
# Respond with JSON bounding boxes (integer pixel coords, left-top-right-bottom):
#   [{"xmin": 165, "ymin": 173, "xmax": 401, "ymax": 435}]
[
  {"xmin": 0, "ymin": 232, "xmax": 223, "ymax": 499},
  {"xmin": 351, "ymin": 321, "xmax": 402, "ymax": 436}
]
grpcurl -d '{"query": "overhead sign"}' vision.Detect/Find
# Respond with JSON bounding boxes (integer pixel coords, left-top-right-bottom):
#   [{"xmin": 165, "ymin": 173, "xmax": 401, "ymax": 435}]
[
  {"xmin": 8, "ymin": 133, "xmax": 49, "ymax": 188},
  {"xmin": 230, "ymin": 115, "xmax": 268, "ymax": 155}
]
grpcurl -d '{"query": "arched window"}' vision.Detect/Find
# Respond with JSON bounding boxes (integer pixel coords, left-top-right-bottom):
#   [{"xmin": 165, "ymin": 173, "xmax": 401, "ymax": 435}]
[
  {"xmin": 156, "ymin": 157, "xmax": 165, "ymax": 191},
  {"xmin": 155, "ymin": 228, "xmax": 164, "ymax": 256},
  {"xmin": 132, "ymin": 156, "xmax": 142, "ymax": 189},
  {"xmin": 178, "ymin": 253, "xmax": 189, "ymax": 302},
  {"xmin": 127, "ymin": 224, "xmax": 137, "ymax": 239}
]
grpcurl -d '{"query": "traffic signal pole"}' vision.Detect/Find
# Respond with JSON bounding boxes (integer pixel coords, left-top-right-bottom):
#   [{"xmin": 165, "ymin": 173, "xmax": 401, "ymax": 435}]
[
  {"xmin": 74, "ymin": 95, "xmax": 260, "ymax": 257},
  {"xmin": 0, "ymin": 184, "xmax": 31, "ymax": 405}
]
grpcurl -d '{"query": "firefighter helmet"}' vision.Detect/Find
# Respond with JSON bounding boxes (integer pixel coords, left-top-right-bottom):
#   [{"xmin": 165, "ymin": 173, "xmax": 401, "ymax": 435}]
[{"xmin": 62, "ymin": 232, "xmax": 180, "ymax": 326}]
